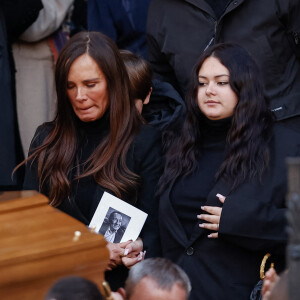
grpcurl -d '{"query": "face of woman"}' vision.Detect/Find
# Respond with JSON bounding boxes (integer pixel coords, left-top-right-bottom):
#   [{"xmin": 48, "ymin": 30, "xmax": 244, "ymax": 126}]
[
  {"xmin": 67, "ymin": 54, "xmax": 109, "ymax": 122},
  {"xmin": 197, "ymin": 56, "xmax": 238, "ymax": 120}
]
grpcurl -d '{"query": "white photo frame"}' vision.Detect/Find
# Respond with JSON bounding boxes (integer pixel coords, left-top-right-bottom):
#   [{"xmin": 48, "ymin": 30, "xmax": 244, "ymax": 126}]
[{"xmin": 89, "ymin": 192, "xmax": 148, "ymax": 243}]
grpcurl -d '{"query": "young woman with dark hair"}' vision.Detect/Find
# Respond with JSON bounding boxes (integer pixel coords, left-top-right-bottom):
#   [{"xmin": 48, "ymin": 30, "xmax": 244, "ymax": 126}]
[
  {"xmin": 16, "ymin": 31, "xmax": 162, "ymax": 290},
  {"xmin": 158, "ymin": 43, "xmax": 300, "ymax": 299}
]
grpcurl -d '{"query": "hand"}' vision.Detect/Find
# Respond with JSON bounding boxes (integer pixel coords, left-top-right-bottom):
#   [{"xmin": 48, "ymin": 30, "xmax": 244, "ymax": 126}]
[
  {"xmin": 121, "ymin": 238, "xmax": 146, "ymax": 268},
  {"xmin": 262, "ymin": 266, "xmax": 279, "ymax": 300},
  {"xmin": 106, "ymin": 240, "xmax": 132, "ymax": 271},
  {"xmin": 197, "ymin": 193, "xmax": 226, "ymax": 238}
]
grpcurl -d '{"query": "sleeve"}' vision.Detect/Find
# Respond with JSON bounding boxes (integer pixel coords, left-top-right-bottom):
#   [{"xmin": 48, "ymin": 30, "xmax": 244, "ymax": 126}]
[
  {"xmin": 19, "ymin": 0, "xmax": 74, "ymax": 42},
  {"xmin": 146, "ymin": 2, "xmax": 181, "ymax": 92},
  {"xmin": 87, "ymin": 0, "xmax": 117, "ymax": 42},
  {"xmin": 218, "ymin": 193, "xmax": 287, "ymax": 253},
  {"xmin": 1, "ymin": 0, "xmax": 43, "ymax": 40},
  {"xmin": 278, "ymin": 0, "xmax": 300, "ymax": 59},
  {"xmin": 134, "ymin": 127, "xmax": 163, "ymax": 257},
  {"xmin": 22, "ymin": 124, "xmax": 49, "ymax": 191}
]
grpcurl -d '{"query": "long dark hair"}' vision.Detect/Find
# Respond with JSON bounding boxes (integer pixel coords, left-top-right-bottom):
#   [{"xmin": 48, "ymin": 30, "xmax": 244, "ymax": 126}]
[
  {"xmin": 15, "ymin": 31, "xmax": 142, "ymax": 206},
  {"xmin": 158, "ymin": 43, "xmax": 274, "ymax": 194}
]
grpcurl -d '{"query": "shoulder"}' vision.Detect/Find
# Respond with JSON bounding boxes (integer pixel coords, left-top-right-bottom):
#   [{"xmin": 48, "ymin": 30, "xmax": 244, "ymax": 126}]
[
  {"xmin": 128, "ymin": 125, "xmax": 162, "ymax": 164},
  {"xmin": 30, "ymin": 122, "xmax": 54, "ymax": 149},
  {"xmin": 272, "ymin": 124, "xmax": 300, "ymax": 155}
]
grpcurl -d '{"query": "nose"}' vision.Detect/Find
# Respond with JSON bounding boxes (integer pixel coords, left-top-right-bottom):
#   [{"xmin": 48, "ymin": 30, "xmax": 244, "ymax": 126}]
[
  {"xmin": 75, "ymin": 87, "xmax": 87, "ymax": 101},
  {"xmin": 205, "ymin": 82, "xmax": 216, "ymax": 96}
]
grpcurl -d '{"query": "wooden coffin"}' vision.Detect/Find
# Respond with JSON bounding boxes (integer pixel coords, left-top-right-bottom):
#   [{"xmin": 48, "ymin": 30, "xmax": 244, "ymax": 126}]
[{"xmin": 0, "ymin": 191, "xmax": 109, "ymax": 300}]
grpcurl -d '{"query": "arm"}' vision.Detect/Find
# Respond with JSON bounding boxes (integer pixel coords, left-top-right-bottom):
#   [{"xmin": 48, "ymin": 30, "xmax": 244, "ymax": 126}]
[
  {"xmin": 22, "ymin": 124, "xmax": 52, "ymax": 191},
  {"xmin": 134, "ymin": 127, "xmax": 163, "ymax": 258},
  {"xmin": 19, "ymin": 0, "xmax": 74, "ymax": 42},
  {"xmin": 218, "ymin": 193, "xmax": 287, "ymax": 252}
]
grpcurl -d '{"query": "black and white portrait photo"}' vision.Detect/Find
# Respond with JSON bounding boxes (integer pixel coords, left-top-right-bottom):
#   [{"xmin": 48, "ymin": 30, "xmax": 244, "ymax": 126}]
[
  {"xmin": 89, "ymin": 192, "xmax": 148, "ymax": 243},
  {"xmin": 99, "ymin": 208, "xmax": 131, "ymax": 243}
]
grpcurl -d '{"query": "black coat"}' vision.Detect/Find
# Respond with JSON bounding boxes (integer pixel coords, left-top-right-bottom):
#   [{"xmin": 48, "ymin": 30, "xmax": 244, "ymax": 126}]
[
  {"xmin": 159, "ymin": 125, "xmax": 300, "ymax": 300},
  {"xmin": 23, "ymin": 121, "xmax": 163, "ymax": 290},
  {"xmin": 147, "ymin": 0, "xmax": 300, "ymax": 121}
]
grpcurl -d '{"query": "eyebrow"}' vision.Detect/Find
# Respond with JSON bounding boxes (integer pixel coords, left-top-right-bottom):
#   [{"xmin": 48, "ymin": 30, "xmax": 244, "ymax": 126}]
[
  {"xmin": 198, "ymin": 74, "xmax": 229, "ymax": 79},
  {"xmin": 67, "ymin": 78, "xmax": 100, "ymax": 83}
]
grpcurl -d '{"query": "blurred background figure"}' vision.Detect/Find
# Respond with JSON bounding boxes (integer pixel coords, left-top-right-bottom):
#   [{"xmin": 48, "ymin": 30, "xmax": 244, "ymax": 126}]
[
  {"xmin": 0, "ymin": 0, "xmax": 43, "ymax": 190},
  {"xmin": 88, "ymin": 0, "xmax": 151, "ymax": 58},
  {"xmin": 12, "ymin": 0, "xmax": 74, "ymax": 156},
  {"xmin": 44, "ymin": 276, "xmax": 104, "ymax": 300}
]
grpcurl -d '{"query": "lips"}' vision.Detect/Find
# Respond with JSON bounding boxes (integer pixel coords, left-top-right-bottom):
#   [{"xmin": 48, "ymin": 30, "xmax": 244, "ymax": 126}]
[
  {"xmin": 77, "ymin": 106, "xmax": 93, "ymax": 111},
  {"xmin": 205, "ymin": 100, "xmax": 219, "ymax": 104}
]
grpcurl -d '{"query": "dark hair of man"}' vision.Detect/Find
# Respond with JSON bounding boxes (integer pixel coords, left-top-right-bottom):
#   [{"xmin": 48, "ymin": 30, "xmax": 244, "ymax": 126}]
[
  {"xmin": 125, "ymin": 257, "xmax": 191, "ymax": 298},
  {"xmin": 120, "ymin": 49, "xmax": 153, "ymax": 102},
  {"xmin": 16, "ymin": 31, "xmax": 142, "ymax": 206},
  {"xmin": 44, "ymin": 276, "xmax": 104, "ymax": 300},
  {"xmin": 158, "ymin": 43, "xmax": 274, "ymax": 193}
]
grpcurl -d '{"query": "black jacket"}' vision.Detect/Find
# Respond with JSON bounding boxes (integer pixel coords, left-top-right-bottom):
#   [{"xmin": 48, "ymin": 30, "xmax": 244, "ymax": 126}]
[
  {"xmin": 147, "ymin": 0, "xmax": 300, "ymax": 121},
  {"xmin": 159, "ymin": 125, "xmax": 300, "ymax": 300},
  {"xmin": 23, "ymin": 121, "xmax": 163, "ymax": 290}
]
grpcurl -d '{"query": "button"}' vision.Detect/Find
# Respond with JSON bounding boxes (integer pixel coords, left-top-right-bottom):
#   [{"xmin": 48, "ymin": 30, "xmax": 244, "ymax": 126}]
[
  {"xmin": 233, "ymin": 1, "xmax": 238, "ymax": 4},
  {"xmin": 186, "ymin": 247, "xmax": 194, "ymax": 256}
]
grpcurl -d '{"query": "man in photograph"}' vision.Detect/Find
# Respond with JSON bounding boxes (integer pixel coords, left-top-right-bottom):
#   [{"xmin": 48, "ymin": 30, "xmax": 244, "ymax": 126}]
[{"xmin": 99, "ymin": 211, "xmax": 124, "ymax": 243}]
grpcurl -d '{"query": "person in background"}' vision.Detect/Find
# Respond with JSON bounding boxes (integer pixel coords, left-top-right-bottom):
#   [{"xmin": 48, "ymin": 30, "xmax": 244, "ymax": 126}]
[
  {"xmin": 157, "ymin": 43, "xmax": 300, "ymax": 299},
  {"xmin": 119, "ymin": 49, "xmax": 152, "ymax": 114},
  {"xmin": 0, "ymin": 0, "xmax": 43, "ymax": 190},
  {"xmin": 12, "ymin": 0, "xmax": 74, "ymax": 156},
  {"xmin": 147, "ymin": 0, "xmax": 300, "ymax": 132},
  {"xmin": 88, "ymin": 0, "xmax": 151, "ymax": 59},
  {"xmin": 16, "ymin": 31, "xmax": 162, "ymax": 291},
  {"xmin": 113, "ymin": 257, "xmax": 191, "ymax": 300},
  {"xmin": 45, "ymin": 276, "xmax": 104, "ymax": 300},
  {"xmin": 120, "ymin": 49, "xmax": 186, "ymax": 152}
]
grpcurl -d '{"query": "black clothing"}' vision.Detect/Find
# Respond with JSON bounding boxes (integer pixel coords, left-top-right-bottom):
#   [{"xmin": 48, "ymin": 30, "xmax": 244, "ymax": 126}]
[
  {"xmin": 147, "ymin": 0, "xmax": 300, "ymax": 121},
  {"xmin": 23, "ymin": 116, "xmax": 163, "ymax": 290},
  {"xmin": 203, "ymin": 0, "xmax": 231, "ymax": 20},
  {"xmin": 171, "ymin": 117, "xmax": 229, "ymax": 238},
  {"xmin": 88, "ymin": 0, "xmax": 151, "ymax": 58},
  {"xmin": 159, "ymin": 125, "xmax": 300, "ymax": 300}
]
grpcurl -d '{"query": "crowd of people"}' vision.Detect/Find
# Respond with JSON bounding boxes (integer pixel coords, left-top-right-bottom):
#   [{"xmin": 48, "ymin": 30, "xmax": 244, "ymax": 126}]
[{"xmin": 2, "ymin": 0, "xmax": 300, "ymax": 299}]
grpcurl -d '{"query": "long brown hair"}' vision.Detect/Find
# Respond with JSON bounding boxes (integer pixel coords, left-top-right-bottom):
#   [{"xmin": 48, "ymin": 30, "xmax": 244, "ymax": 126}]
[{"xmin": 16, "ymin": 31, "xmax": 142, "ymax": 206}]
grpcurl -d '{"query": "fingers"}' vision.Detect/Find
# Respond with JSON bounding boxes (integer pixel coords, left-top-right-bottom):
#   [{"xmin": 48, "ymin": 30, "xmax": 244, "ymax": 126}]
[
  {"xmin": 197, "ymin": 212, "xmax": 220, "ymax": 223},
  {"xmin": 208, "ymin": 232, "xmax": 218, "ymax": 238},
  {"xmin": 200, "ymin": 206, "xmax": 222, "ymax": 216},
  {"xmin": 122, "ymin": 251, "xmax": 146, "ymax": 268},
  {"xmin": 124, "ymin": 238, "xmax": 143, "ymax": 255},
  {"xmin": 216, "ymin": 193, "xmax": 226, "ymax": 203}
]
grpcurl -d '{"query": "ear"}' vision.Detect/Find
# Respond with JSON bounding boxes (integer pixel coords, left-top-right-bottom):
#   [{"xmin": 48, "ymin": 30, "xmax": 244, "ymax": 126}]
[{"xmin": 143, "ymin": 87, "xmax": 152, "ymax": 105}]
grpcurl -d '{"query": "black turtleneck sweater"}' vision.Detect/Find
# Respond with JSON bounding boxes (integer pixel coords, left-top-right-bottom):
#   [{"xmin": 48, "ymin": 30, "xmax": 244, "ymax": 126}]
[
  {"xmin": 69, "ymin": 112, "xmax": 111, "ymax": 222},
  {"xmin": 171, "ymin": 116, "xmax": 231, "ymax": 238}
]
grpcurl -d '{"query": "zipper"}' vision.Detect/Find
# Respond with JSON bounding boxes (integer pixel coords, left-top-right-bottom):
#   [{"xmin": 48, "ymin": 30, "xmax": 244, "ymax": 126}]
[
  {"xmin": 293, "ymin": 32, "xmax": 299, "ymax": 45},
  {"xmin": 204, "ymin": 20, "xmax": 218, "ymax": 51}
]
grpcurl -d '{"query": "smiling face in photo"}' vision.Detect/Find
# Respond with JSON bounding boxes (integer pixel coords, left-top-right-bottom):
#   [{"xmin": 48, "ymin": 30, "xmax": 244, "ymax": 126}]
[
  {"xmin": 197, "ymin": 56, "xmax": 238, "ymax": 120},
  {"xmin": 67, "ymin": 54, "xmax": 109, "ymax": 122}
]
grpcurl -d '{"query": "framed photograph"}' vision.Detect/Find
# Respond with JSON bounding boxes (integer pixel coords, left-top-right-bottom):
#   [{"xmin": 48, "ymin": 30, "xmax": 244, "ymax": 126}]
[{"xmin": 89, "ymin": 192, "xmax": 148, "ymax": 243}]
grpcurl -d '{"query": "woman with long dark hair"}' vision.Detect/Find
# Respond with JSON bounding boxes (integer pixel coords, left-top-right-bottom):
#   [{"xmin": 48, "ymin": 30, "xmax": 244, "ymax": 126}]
[
  {"xmin": 158, "ymin": 43, "xmax": 300, "ymax": 299},
  {"xmin": 17, "ymin": 31, "xmax": 162, "ymax": 290}
]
